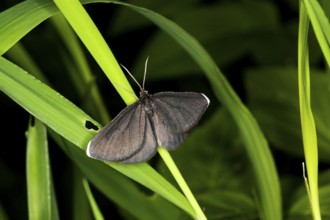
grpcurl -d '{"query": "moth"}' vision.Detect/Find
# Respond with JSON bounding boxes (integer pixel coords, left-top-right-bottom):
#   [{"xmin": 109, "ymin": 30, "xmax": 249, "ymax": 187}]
[{"xmin": 87, "ymin": 59, "xmax": 209, "ymax": 163}]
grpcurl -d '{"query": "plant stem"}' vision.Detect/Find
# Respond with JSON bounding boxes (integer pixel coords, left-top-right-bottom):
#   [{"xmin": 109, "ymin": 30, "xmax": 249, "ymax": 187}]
[{"xmin": 158, "ymin": 147, "xmax": 207, "ymax": 220}]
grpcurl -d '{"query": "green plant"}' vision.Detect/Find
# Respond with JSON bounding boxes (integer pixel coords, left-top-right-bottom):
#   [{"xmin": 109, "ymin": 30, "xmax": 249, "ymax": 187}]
[{"xmin": 1, "ymin": 0, "xmax": 330, "ymax": 219}]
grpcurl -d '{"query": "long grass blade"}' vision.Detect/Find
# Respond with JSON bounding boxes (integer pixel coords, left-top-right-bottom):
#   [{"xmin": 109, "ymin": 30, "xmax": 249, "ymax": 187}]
[
  {"xmin": 303, "ymin": 0, "xmax": 330, "ymax": 67},
  {"xmin": 26, "ymin": 118, "xmax": 59, "ymax": 220},
  {"xmin": 50, "ymin": 14, "xmax": 110, "ymax": 124},
  {"xmin": 82, "ymin": 178, "xmax": 104, "ymax": 220},
  {"xmin": 297, "ymin": 2, "xmax": 321, "ymax": 219}
]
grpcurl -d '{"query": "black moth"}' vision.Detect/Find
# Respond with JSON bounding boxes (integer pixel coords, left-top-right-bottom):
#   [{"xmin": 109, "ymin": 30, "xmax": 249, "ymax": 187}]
[{"xmin": 87, "ymin": 59, "xmax": 209, "ymax": 163}]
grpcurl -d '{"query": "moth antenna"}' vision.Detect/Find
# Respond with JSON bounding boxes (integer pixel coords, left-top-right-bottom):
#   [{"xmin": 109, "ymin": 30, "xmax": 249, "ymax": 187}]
[
  {"xmin": 142, "ymin": 56, "xmax": 149, "ymax": 89},
  {"xmin": 120, "ymin": 64, "xmax": 143, "ymax": 91},
  {"xmin": 112, "ymin": 80, "xmax": 139, "ymax": 100}
]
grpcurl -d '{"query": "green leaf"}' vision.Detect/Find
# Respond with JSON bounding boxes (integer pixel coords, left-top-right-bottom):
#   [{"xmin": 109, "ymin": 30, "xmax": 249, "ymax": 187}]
[
  {"xmin": 53, "ymin": 0, "xmax": 136, "ymax": 106},
  {"xmin": 72, "ymin": 169, "xmax": 93, "ymax": 220},
  {"xmin": 0, "ymin": 56, "xmax": 96, "ymax": 147},
  {"xmin": 50, "ymin": 14, "xmax": 110, "ymax": 124},
  {"xmin": 26, "ymin": 118, "xmax": 59, "ymax": 220},
  {"xmin": 298, "ymin": 2, "xmax": 320, "ymax": 219},
  {"xmin": 5, "ymin": 43, "xmax": 49, "ymax": 84},
  {"xmin": 0, "ymin": 0, "xmax": 57, "ymax": 55},
  {"xmin": 303, "ymin": 0, "xmax": 330, "ymax": 67},
  {"xmin": 82, "ymin": 178, "xmax": 104, "ymax": 220}
]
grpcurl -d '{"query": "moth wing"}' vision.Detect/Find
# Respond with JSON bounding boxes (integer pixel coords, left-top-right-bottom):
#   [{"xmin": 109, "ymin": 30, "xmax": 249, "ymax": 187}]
[
  {"xmin": 121, "ymin": 115, "xmax": 158, "ymax": 163},
  {"xmin": 152, "ymin": 92, "xmax": 209, "ymax": 150},
  {"xmin": 87, "ymin": 102, "xmax": 157, "ymax": 163}
]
